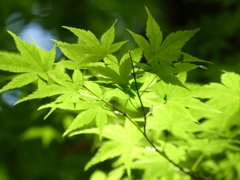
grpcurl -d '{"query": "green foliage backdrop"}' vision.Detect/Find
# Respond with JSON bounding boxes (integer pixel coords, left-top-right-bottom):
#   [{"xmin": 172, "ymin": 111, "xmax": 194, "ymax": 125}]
[{"xmin": 0, "ymin": 1, "xmax": 240, "ymax": 180}]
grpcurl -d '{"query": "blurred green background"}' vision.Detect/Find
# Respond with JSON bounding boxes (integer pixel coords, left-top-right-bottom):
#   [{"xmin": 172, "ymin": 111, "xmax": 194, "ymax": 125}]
[{"xmin": 0, "ymin": 0, "xmax": 240, "ymax": 179}]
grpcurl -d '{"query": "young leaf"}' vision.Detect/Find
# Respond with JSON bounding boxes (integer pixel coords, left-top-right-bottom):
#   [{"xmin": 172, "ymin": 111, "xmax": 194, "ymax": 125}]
[
  {"xmin": 63, "ymin": 107, "xmax": 99, "ymax": 136},
  {"xmin": 199, "ymin": 72, "xmax": 240, "ymax": 127},
  {"xmin": 130, "ymin": 48, "xmax": 143, "ymax": 63},
  {"xmin": 156, "ymin": 29, "xmax": 200, "ymax": 59},
  {"xmin": 127, "ymin": 9, "xmax": 205, "ymax": 88},
  {"xmin": 181, "ymin": 52, "xmax": 211, "ymax": 63},
  {"xmin": 0, "ymin": 73, "xmax": 38, "ymax": 93},
  {"xmin": 108, "ymin": 41, "xmax": 128, "ymax": 54},
  {"xmin": 104, "ymin": 54, "xmax": 119, "ymax": 74},
  {"xmin": 122, "ymin": 145, "xmax": 135, "ymax": 177},
  {"xmin": 119, "ymin": 57, "xmax": 132, "ymax": 83},
  {"xmin": 8, "ymin": 31, "xmax": 44, "ymax": 70},
  {"xmin": 62, "ymin": 23, "xmax": 127, "ymax": 55},
  {"xmin": 101, "ymin": 21, "xmax": 116, "ymax": 52},
  {"xmin": 100, "ymin": 22, "xmax": 127, "ymax": 54},
  {"xmin": 84, "ymin": 81, "xmax": 102, "ymax": 98},
  {"xmin": 149, "ymin": 80, "xmax": 220, "ymax": 122},
  {"xmin": 131, "ymin": 150, "xmax": 169, "ymax": 180},
  {"xmin": 188, "ymin": 139, "xmax": 230, "ymax": 156},
  {"xmin": 147, "ymin": 28, "xmax": 200, "ymax": 66},
  {"xmin": 15, "ymin": 84, "xmax": 73, "ymax": 105},
  {"xmin": 127, "ymin": 30, "xmax": 151, "ymax": 56},
  {"xmin": 40, "ymin": 46, "xmax": 56, "ymax": 71},
  {"xmin": 89, "ymin": 65, "xmax": 124, "ymax": 83},
  {"xmin": 38, "ymin": 95, "xmax": 96, "ymax": 120},
  {"xmin": 72, "ymin": 69, "xmax": 83, "ymax": 84},
  {"xmin": 146, "ymin": 7, "xmax": 162, "ymax": 53},
  {"xmin": 221, "ymin": 71, "xmax": 240, "ymax": 91},
  {"xmin": 63, "ymin": 26, "xmax": 103, "ymax": 53},
  {"xmin": 150, "ymin": 64, "xmax": 187, "ymax": 88},
  {"xmin": 0, "ymin": 55, "xmax": 42, "ymax": 73},
  {"xmin": 83, "ymin": 122, "xmax": 142, "ymax": 173},
  {"xmin": 173, "ymin": 62, "xmax": 198, "ymax": 73},
  {"xmin": 8, "ymin": 31, "xmax": 55, "ymax": 72},
  {"xmin": 0, "ymin": 32, "xmax": 57, "ymax": 94},
  {"xmin": 95, "ymin": 108, "xmax": 108, "ymax": 140},
  {"xmin": 85, "ymin": 141, "xmax": 124, "ymax": 171},
  {"xmin": 47, "ymin": 69, "xmax": 80, "ymax": 91},
  {"xmin": 53, "ymin": 40, "xmax": 87, "ymax": 64}
]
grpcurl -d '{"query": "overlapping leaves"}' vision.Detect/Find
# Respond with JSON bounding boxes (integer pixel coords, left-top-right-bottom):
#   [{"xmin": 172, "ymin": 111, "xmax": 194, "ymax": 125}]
[
  {"xmin": 1, "ymin": 7, "xmax": 239, "ymax": 180},
  {"xmin": 128, "ymin": 7, "xmax": 208, "ymax": 88},
  {"xmin": 190, "ymin": 71, "xmax": 240, "ymax": 128},
  {"xmin": 69, "ymin": 120, "xmax": 143, "ymax": 176},
  {"xmin": 0, "ymin": 32, "xmax": 56, "ymax": 93}
]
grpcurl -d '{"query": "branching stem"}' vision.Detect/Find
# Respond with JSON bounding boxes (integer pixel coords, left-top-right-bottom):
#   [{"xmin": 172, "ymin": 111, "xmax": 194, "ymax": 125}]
[
  {"xmin": 83, "ymin": 83, "xmax": 214, "ymax": 180},
  {"xmin": 128, "ymin": 50, "xmax": 147, "ymax": 134}
]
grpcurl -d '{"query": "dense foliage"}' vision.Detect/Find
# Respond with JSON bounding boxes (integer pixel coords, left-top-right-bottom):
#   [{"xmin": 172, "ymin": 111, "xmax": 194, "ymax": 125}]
[{"xmin": 1, "ymin": 7, "xmax": 240, "ymax": 180}]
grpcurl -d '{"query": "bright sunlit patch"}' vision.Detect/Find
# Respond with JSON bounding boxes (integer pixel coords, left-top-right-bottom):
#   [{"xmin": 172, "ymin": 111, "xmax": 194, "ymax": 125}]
[
  {"xmin": 145, "ymin": 146, "xmax": 156, "ymax": 151},
  {"xmin": 114, "ymin": 110, "xmax": 122, "ymax": 114},
  {"xmin": 198, "ymin": 65, "xmax": 208, "ymax": 70}
]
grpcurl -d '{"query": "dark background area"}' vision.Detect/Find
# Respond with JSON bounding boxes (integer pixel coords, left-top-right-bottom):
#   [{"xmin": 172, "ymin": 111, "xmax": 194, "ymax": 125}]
[{"xmin": 0, "ymin": 0, "xmax": 240, "ymax": 179}]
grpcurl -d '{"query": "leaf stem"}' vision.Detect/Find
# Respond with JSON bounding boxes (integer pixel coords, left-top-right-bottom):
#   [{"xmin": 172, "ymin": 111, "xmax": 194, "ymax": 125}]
[
  {"xmin": 128, "ymin": 50, "xmax": 147, "ymax": 134},
  {"xmin": 191, "ymin": 153, "xmax": 204, "ymax": 171}
]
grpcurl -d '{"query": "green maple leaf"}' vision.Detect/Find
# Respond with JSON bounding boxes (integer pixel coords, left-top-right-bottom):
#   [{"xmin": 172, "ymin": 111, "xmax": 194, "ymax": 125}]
[
  {"xmin": 131, "ymin": 149, "xmax": 171, "ymax": 180},
  {"xmin": 68, "ymin": 120, "xmax": 143, "ymax": 176},
  {"xmin": 89, "ymin": 49, "xmax": 142, "ymax": 84},
  {"xmin": 131, "ymin": 143, "xmax": 190, "ymax": 180},
  {"xmin": 187, "ymin": 139, "xmax": 231, "ymax": 156},
  {"xmin": 54, "ymin": 21, "xmax": 127, "ymax": 67},
  {"xmin": 191, "ymin": 71, "xmax": 240, "ymax": 128},
  {"xmin": 15, "ymin": 84, "xmax": 75, "ymax": 105},
  {"xmin": 14, "ymin": 68, "xmax": 84, "ymax": 106},
  {"xmin": 0, "ymin": 32, "xmax": 56, "ymax": 92},
  {"xmin": 143, "ymin": 80, "xmax": 220, "ymax": 125},
  {"xmin": 127, "ymin": 7, "xmax": 209, "ymax": 88},
  {"xmin": 63, "ymin": 106, "xmax": 108, "ymax": 137}
]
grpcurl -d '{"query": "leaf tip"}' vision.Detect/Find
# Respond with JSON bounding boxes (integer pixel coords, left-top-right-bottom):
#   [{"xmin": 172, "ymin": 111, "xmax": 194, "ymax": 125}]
[
  {"xmin": 145, "ymin": 6, "xmax": 152, "ymax": 17},
  {"xmin": 7, "ymin": 30, "xmax": 15, "ymax": 37},
  {"xmin": 113, "ymin": 19, "xmax": 118, "ymax": 24},
  {"xmin": 144, "ymin": 6, "xmax": 149, "ymax": 12}
]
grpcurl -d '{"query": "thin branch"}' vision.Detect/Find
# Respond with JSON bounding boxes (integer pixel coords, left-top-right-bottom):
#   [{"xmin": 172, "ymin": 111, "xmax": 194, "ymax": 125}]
[
  {"xmin": 82, "ymin": 84, "xmax": 143, "ymax": 133},
  {"xmin": 140, "ymin": 74, "xmax": 157, "ymax": 97},
  {"xmin": 134, "ymin": 54, "xmax": 155, "ymax": 74},
  {"xmin": 128, "ymin": 50, "xmax": 147, "ymax": 134},
  {"xmin": 82, "ymin": 82, "xmax": 214, "ymax": 180},
  {"xmin": 81, "ymin": 62, "xmax": 213, "ymax": 180}
]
